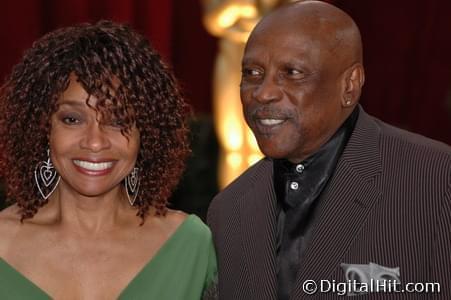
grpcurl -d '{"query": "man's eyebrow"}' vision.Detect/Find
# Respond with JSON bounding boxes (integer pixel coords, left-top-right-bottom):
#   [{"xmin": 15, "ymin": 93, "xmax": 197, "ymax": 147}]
[{"xmin": 241, "ymin": 58, "xmax": 259, "ymax": 66}]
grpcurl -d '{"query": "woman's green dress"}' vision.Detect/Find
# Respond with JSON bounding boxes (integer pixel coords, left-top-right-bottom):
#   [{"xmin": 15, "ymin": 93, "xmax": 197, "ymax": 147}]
[{"xmin": 0, "ymin": 214, "xmax": 217, "ymax": 299}]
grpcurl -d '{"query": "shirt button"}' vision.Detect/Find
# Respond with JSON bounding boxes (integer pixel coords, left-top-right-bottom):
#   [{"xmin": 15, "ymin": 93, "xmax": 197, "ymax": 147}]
[
  {"xmin": 290, "ymin": 182, "xmax": 299, "ymax": 190},
  {"xmin": 296, "ymin": 164, "xmax": 305, "ymax": 173}
]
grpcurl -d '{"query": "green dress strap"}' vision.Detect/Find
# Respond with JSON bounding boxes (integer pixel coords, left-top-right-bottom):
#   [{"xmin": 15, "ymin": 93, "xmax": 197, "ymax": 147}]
[
  {"xmin": 119, "ymin": 214, "xmax": 218, "ymax": 299},
  {"xmin": 0, "ymin": 259, "xmax": 51, "ymax": 299}
]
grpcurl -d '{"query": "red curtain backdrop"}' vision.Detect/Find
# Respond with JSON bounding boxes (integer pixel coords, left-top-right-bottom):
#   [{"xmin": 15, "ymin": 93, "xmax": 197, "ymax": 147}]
[
  {"xmin": 333, "ymin": 0, "xmax": 451, "ymax": 144},
  {"xmin": 0, "ymin": 0, "xmax": 215, "ymax": 114},
  {"xmin": 171, "ymin": 0, "xmax": 217, "ymax": 114},
  {"xmin": 0, "ymin": 0, "xmax": 450, "ymax": 144},
  {"xmin": 1, "ymin": 0, "xmax": 171, "ymax": 71}
]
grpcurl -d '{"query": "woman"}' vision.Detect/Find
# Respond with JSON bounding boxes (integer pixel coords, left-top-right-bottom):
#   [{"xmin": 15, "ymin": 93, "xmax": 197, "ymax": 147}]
[{"xmin": 0, "ymin": 21, "xmax": 217, "ymax": 299}]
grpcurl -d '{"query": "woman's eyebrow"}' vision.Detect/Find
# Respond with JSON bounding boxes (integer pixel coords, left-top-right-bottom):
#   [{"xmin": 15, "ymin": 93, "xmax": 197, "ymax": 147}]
[{"xmin": 57, "ymin": 99, "xmax": 86, "ymax": 107}]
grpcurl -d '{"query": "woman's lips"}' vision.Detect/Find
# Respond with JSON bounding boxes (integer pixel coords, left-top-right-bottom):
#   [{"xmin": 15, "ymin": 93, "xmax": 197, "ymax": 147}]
[{"xmin": 72, "ymin": 159, "xmax": 115, "ymax": 176}]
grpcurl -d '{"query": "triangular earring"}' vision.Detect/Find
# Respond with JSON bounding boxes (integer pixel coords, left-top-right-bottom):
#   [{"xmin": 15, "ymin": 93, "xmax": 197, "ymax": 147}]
[
  {"xmin": 125, "ymin": 167, "xmax": 140, "ymax": 206},
  {"xmin": 34, "ymin": 149, "xmax": 60, "ymax": 200}
]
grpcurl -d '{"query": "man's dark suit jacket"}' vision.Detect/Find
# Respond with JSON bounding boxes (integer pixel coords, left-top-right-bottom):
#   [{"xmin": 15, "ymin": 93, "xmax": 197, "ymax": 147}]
[{"xmin": 208, "ymin": 107, "xmax": 451, "ymax": 299}]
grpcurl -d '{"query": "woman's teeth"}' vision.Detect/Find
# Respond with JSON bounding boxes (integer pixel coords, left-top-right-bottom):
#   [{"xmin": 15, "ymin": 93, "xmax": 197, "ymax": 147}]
[{"xmin": 73, "ymin": 160, "xmax": 113, "ymax": 171}]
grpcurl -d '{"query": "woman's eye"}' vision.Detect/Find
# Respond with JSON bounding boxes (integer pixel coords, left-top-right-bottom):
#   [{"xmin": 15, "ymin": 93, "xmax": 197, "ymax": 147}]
[
  {"xmin": 102, "ymin": 116, "xmax": 125, "ymax": 127},
  {"xmin": 109, "ymin": 119, "xmax": 124, "ymax": 128},
  {"xmin": 62, "ymin": 116, "xmax": 81, "ymax": 125}
]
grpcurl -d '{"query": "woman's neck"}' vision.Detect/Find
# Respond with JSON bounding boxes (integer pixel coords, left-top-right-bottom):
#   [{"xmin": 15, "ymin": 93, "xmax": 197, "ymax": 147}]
[{"xmin": 35, "ymin": 182, "xmax": 137, "ymax": 235}]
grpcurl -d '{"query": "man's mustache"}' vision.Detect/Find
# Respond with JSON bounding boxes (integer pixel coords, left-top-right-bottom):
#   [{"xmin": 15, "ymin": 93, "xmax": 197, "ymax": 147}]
[{"xmin": 249, "ymin": 105, "xmax": 296, "ymax": 120}]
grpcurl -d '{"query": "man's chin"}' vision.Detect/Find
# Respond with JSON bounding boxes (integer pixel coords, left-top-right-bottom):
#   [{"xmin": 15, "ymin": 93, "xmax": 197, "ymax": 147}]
[{"xmin": 259, "ymin": 147, "xmax": 292, "ymax": 160}]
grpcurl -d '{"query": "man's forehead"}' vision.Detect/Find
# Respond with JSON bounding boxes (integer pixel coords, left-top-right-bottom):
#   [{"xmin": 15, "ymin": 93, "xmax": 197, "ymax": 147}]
[
  {"xmin": 244, "ymin": 20, "xmax": 330, "ymax": 61},
  {"xmin": 254, "ymin": 0, "xmax": 355, "ymax": 41},
  {"xmin": 244, "ymin": 33, "xmax": 321, "ymax": 61},
  {"xmin": 245, "ymin": 1, "xmax": 362, "ymax": 67}
]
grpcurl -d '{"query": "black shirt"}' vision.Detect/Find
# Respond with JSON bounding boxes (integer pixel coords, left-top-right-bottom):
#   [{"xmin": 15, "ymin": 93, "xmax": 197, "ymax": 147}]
[{"xmin": 274, "ymin": 108, "xmax": 359, "ymax": 299}]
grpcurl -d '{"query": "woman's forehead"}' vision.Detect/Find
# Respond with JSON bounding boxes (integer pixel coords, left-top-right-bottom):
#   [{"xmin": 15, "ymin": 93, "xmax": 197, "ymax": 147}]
[
  {"xmin": 58, "ymin": 76, "xmax": 90, "ymax": 103},
  {"xmin": 57, "ymin": 74, "xmax": 123, "ymax": 106}
]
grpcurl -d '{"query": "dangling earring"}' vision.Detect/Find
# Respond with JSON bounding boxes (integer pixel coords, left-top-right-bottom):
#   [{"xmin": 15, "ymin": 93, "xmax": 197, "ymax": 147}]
[
  {"xmin": 34, "ymin": 149, "xmax": 60, "ymax": 200},
  {"xmin": 125, "ymin": 167, "xmax": 140, "ymax": 206}
]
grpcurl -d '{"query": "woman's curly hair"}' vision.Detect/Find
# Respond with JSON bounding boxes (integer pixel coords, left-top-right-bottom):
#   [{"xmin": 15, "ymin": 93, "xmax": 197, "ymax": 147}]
[{"xmin": 0, "ymin": 20, "xmax": 191, "ymax": 222}]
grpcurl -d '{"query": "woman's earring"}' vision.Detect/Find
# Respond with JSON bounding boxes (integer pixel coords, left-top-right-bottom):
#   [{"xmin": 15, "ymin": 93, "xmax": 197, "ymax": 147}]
[
  {"xmin": 34, "ymin": 149, "xmax": 60, "ymax": 200},
  {"xmin": 125, "ymin": 167, "xmax": 140, "ymax": 206}
]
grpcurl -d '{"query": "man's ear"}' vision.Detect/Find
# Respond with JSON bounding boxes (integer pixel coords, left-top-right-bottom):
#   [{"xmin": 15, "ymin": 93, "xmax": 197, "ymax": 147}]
[{"xmin": 341, "ymin": 63, "xmax": 365, "ymax": 107}]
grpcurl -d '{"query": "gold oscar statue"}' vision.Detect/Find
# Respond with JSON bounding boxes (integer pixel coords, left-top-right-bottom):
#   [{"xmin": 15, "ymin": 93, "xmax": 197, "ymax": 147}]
[{"xmin": 202, "ymin": 0, "xmax": 294, "ymax": 188}]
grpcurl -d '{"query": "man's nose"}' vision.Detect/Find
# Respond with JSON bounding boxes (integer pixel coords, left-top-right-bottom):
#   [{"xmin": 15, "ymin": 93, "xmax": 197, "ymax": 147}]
[
  {"xmin": 252, "ymin": 75, "xmax": 283, "ymax": 104},
  {"xmin": 80, "ymin": 123, "xmax": 111, "ymax": 152}
]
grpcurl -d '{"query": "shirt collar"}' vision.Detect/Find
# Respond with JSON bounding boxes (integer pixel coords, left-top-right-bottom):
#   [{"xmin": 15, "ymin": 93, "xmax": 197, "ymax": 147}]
[{"xmin": 273, "ymin": 107, "xmax": 359, "ymax": 210}]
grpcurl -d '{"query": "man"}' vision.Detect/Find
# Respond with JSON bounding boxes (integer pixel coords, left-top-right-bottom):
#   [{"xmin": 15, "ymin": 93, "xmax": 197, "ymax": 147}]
[{"xmin": 207, "ymin": 1, "xmax": 451, "ymax": 299}]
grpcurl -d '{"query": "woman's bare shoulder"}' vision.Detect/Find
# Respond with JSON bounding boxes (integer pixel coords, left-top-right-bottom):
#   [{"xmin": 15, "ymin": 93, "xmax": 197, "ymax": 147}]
[
  {"xmin": 0, "ymin": 204, "xmax": 22, "ymax": 224},
  {"xmin": 166, "ymin": 209, "xmax": 188, "ymax": 222},
  {"xmin": 0, "ymin": 205, "xmax": 22, "ymax": 256},
  {"xmin": 165, "ymin": 209, "xmax": 189, "ymax": 230},
  {"xmin": 142, "ymin": 209, "xmax": 188, "ymax": 236}
]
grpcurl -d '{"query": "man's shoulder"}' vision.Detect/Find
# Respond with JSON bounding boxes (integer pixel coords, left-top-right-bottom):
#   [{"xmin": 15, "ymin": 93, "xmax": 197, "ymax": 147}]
[
  {"xmin": 374, "ymin": 117, "xmax": 451, "ymax": 158},
  {"xmin": 208, "ymin": 158, "xmax": 272, "ymax": 220},
  {"xmin": 214, "ymin": 157, "xmax": 272, "ymax": 200},
  {"xmin": 366, "ymin": 116, "xmax": 451, "ymax": 180},
  {"xmin": 207, "ymin": 157, "xmax": 273, "ymax": 228}
]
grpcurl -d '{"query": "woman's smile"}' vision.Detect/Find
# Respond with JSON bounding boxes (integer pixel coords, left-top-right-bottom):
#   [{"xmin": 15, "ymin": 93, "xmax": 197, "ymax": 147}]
[{"xmin": 73, "ymin": 159, "xmax": 116, "ymax": 176}]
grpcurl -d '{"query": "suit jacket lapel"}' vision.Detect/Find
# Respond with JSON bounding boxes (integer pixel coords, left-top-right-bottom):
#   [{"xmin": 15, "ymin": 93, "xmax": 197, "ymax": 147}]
[
  {"xmin": 292, "ymin": 108, "xmax": 384, "ymax": 297},
  {"xmin": 239, "ymin": 158, "xmax": 278, "ymax": 298}
]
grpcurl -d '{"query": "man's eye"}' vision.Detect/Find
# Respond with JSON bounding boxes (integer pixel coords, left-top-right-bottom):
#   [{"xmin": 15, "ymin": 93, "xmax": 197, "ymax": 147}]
[
  {"xmin": 242, "ymin": 68, "xmax": 262, "ymax": 77},
  {"xmin": 285, "ymin": 68, "xmax": 306, "ymax": 79}
]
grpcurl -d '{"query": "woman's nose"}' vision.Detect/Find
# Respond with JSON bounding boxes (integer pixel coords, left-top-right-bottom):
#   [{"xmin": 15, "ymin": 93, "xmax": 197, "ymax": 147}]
[{"xmin": 80, "ymin": 123, "xmax": 111, "ymax": 152}]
